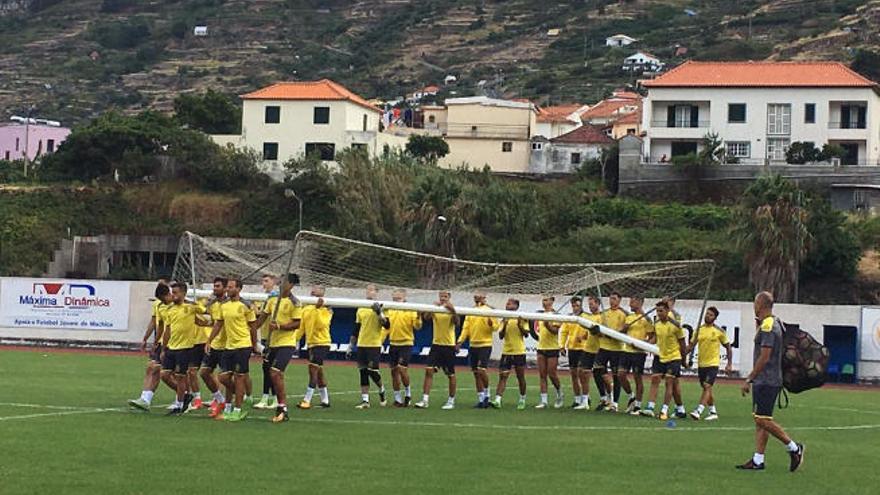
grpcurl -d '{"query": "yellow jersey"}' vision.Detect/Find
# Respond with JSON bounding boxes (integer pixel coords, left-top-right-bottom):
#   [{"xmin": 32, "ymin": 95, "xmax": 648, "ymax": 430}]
[
  {"xmin": 500, "ymin": 319, "xmax": 529, "ymax": 355},
  {"xmin": 695, "ymin": 324, "xmax": 730, "ymax": 368},
  {"xmin": 355, "ymin": 307, "xmax": 385, "ymax": 348},
  {"xmin": 387, "ymin": 309, "xmax": 421, "ymax": 346},
  {"xmin": 295, "ymin": 304, "xmax": 333, "ymax": 347},
  {"xmin": 623, "ymin": 312, "xmax": 655, "ymax": 353},
  {"xmin": 207, "ymin": 298, "xmax": 226, "ymax": 350},
  {"xmin": 431, "ymin": 312, "xmax": 457, "ymax": 346},
  {"xmin": 219, "ymin": 299, "xmax": 256, "ymax": 350},
  {"xmin": 264, "ymin": 297, "xmax": 303, "ymax": 348},
  {"xmin": 654, "ymin": 319, "xmax": 685, "ymax": 363},
  {"xmin": 580, "ymin": 312, "xmax": 602, "ymax": 353},
  {"xmin": 536, "ymin": 312, "xmax": 561, "ymax": 351},
  {"xmin": 164, "ymin": 302, "xmax": 202, "ymax": 351},
  {"xmin": 560, "ymin": 313, "xmax": 586, "ymax": 351},
  {"xmin": 599, "ymin": 307, "xmax": 628, "ymax": 351},
  {"xmin": 458, "ymin": 304, "xmax": 495, "ymax": 348}
]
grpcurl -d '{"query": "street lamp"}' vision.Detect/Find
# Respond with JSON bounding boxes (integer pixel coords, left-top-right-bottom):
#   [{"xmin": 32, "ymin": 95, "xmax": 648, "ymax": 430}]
[
  {"xmin": 436, "ymin": 214, "xmax": 456, "ymax": 259},
  {"xmin": 284, "ymin": 188, "xmax": 303, "ymax": 233}
]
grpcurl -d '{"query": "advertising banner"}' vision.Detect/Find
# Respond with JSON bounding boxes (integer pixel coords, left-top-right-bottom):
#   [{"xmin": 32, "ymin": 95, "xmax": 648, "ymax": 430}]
[{"xmin": 0, "ymin": 278, "xmax": 131, "ymax": 331}]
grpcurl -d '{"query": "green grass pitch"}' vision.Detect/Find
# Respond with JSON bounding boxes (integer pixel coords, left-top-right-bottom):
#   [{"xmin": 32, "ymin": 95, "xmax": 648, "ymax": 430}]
[{"xmin": 1, "ymin": 348, "xmax": 879, "ymax": 494}]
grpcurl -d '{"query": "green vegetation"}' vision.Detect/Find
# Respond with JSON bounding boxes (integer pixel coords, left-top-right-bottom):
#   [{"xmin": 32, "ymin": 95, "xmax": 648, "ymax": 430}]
[{"xmin": 1, "ymin": 350, "xmax": 878, "ymax": 494}]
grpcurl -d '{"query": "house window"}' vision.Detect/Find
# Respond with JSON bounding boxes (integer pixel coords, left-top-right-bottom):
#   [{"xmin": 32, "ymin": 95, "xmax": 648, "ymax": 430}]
[
  {"xmin": 840, "ymin": 105, "xmax": 867, "ymax": 129},
  {"xmin": 351, "ymin": 143, "xmax": 367, "ymax": 152},
  {"xmin": 47, "ymin": 139, "xmax": 55, "ymax": 153},
  {"xmin": 626, "ymin": 128, "xmax": 636, "ymax": 135},
  {"xmin": 804, "ymin": 103, "xmax": 815, "ymax": 124},
  {"xmin": 305, "ymin": 142, "xmax": 336, "ymax": 161},
  {"xmin": 4, "ymin": 151, "xmax": 8, "ymax": 160},
  {"xmin": 675, "ymin": 106, "xmax": 692, "ymax": 128},
  {"xmin": 667, "ymin": 105, "xmax": 699, "ymax": 128},
  {"xmin": 15, "ymin": 137, "xmax": 19, "ymax": 151},
  {"xmin": 501, "ymin": 142, "xmax": 513, "ymax": 152},
  {"xmin": 570, "ymin": 152, "xmax": 581, "ymax": 165},
  {"xmin": 262, "ymin": 142, "xmax": 279, "ymax": 161},
  {"xmin": 766, "ymin": 138, "xmax": 790, "ymax": 161},
  {"xmin": 531, "ymin": 142, "xmax": 543, "ymax": 151},
  {"xmin": 725, "ymin": 141, "xmax": 750, "ymax": 158},
  {"xmin": 728, "ymin": 103, "xmax": 746, "ymax": 123},
  {"xmin": 428, "ymin": 115, "xmax": 436, "ymax": 123},
  {"xmin": 767, "ymin": 104, "xmax": 791, "ymax": 135},
  {"xmin": 313, "ymin": 107, "xmax": 330, "ymax": 124},
  {"xmin": 264, "ymin": 106, "xmax": 280, "ymax": 124},
  {"xmin": 854, "ymin": 190, "xmax": 868, "ymax": 209},
  {"xmin": 362, "ymin": 114, "xmax": 368, "ymax": 132}
]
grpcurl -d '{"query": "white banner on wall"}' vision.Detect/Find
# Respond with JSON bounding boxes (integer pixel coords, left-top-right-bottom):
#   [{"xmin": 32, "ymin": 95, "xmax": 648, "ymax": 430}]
[
  {"xmin": 859, "ymin": 307, "xmax": 880, "ymax": 361},
  {"xmin": 0, "ymin": 278, "xmax": 131, "ymax": 331}
]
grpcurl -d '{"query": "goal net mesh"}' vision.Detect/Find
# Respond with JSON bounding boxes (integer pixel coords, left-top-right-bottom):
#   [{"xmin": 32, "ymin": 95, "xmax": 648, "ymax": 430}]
[{"xmin": 173, "ymin": 230, "xmax": 715, "ymax": 329}]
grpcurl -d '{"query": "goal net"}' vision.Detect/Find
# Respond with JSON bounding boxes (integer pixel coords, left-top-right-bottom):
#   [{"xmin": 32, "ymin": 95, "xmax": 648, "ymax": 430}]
[{"xmin": 173, "ymin": 230, "xmax": 715, "ymax": 333}]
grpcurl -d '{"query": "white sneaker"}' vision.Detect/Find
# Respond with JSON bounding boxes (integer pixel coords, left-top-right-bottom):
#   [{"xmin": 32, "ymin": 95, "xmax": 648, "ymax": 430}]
[
  {"xmin": 608, "ymin": 403, "xmax": 619, "ymax": 413},
  {"xmin": 535, "ymin": 402, "xmax": 547, "ymax": 409},
  {"xmin": 573, "ymin": 402, "xmax": 587, "ymax": 410},
  {"xmin": 267, "ymin": 398, "xmax": 278, "ymax": 409},
  {"xmin": 354, "ymin": 401, "xmax": 370, "ymax": 409},
  {"xmin": 253, "ymin": 398, "xmax": 270, "ymax": 410},
  {"xmin": 166, "ymin": 403, "xmax": 176, "ymax": 410},
  {"xmin": 441, "ymin": 401, "xmax": 455, "ymax": 410},
  {"xmin": 705, "ymin": 413, "xmax": 719, "ymax": 421},
  {"xmin": 414, "ymin": 400, "xmax": 428, "ymax": 409},
  {"xmin": 554, "ymin": 395, "xmax": 564, "ymax": 409}
]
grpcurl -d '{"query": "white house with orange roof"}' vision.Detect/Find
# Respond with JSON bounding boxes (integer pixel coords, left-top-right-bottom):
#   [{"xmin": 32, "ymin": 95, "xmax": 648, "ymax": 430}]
[
  {"xmin": 579, "ymin": 90, "xmax": 642, "ymax": 126},
  {"xmin": 640, "ymin": 61, "xmax": 880, "ymax": 165},
  {"xmin": 534, "ymin": 104, "xmax": 585, "ymax": 139},
  {"xmin": 213, "ymin": 79, "xmax": 393, "ymax": 178}
]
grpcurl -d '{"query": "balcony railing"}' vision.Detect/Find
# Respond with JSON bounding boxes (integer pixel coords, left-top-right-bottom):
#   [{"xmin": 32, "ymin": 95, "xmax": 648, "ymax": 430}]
[
  {"xmin": 828, "ymin": 121, "xmax": 867, "ymax": 129},
  {"xmin": 441, "ymin": 123, "xmax": 530, "ymax": 140},
  {"xmin": 650, "ymin": 120, "xmax": 710, "ymax": 129}
]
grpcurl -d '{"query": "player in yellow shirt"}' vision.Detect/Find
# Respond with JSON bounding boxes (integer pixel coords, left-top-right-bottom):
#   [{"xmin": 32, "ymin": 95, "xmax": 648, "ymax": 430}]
[
  {"xmin": 560, "ymin": 296, "xmax": 587, "ymax": 409},
  {"xmin": 205, "ymin": 278, "xmax": 257, "ymax": 422},
  {"xmin": 253, "ymin": 274, "xmax": 280, "ymax": 410},
  {"xmin": 128, "ymin": 281, "xmax": 171, "ymax": 411},
  {"xmin": 457, "ymin": 291, "xmax": 496, "ymax": 409},
  {"xmin": 641, "ymin": 300, "xmax": 687, "ymax": 420},
  {"xmin": 596, "ymin": 292, "xmax": 629, "ymax": 412},
  {"xmin": 415, "ymin": 290, "xmax": 459, "ymax": 410},
  {"xmin": 386, "ymin": 288, "xmax": 421, "ymax": 407},
  {"xmin": 534, "ymin": 295, "xmax": 563, "ymax": 409},
  {"xmin": 160, "ymin": 283, "xmax": 205, "ymax": 415},
  {"xmin": 571, "ymin": 295, "xmax": 604, "ymax": 410},
  {"xmin": 491, "ymin": 298, "xmax": 530, "ymax": 410},
  {"xmin": 197, "ymin": 277, "xmax": 229, "ymax": 417},
  {"xmin": 295, "ymin": 286, "xmax": 334, "ymax": 409},
  {"xmin": 253, "ymin": 274, "xmax": 302, "ymax": 422},
  {"xmin": 348, "ymin": 284, "xmax": 389, "ymax": 409},
  {"xmin": 687, "ymin": 307, "xmax": 732, "ymax": 421},
  {"xmin": 621, "ymin": 296, "xmax": 655, "ymax": 415}
]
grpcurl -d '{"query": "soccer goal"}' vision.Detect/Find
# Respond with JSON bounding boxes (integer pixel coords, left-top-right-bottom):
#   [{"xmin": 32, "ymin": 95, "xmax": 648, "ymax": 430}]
[{"xmin": 172, "ymin": 230, "xmax": 716, "ymax": 354}]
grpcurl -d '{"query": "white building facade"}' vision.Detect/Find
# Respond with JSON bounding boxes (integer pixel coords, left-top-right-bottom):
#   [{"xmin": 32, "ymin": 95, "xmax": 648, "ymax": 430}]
[{"xmin": 641, "ymin": 61, "xmax": 880, "ymax": 165}]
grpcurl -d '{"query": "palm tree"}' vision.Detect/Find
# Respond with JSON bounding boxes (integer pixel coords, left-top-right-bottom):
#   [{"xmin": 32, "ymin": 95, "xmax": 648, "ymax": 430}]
[{"xmin": 731, "ymin": 174, "xmax": 811, "ymax": 302}]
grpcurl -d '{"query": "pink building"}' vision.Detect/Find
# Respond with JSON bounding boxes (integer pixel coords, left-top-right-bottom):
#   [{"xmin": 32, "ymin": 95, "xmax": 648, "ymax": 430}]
[{"xmin": 0, "ymin": 121, "xmax": 71, "ymax": 162}]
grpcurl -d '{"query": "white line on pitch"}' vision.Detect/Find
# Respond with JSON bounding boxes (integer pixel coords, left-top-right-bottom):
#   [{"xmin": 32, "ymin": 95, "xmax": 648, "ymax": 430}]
[
  {"xmin": 0, "ymin": 402, "xmax": 96, "ymax": 411},
  {"xmin": 0, "ymin": 408, "xmax": 122, "ymax": 422}
]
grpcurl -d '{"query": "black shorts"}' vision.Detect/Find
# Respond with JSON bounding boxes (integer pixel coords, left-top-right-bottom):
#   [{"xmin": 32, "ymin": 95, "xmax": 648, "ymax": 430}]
[
  {"xmin": 652, "ymin": 359, "xmax": 682, "ymax": 378},
  {"xmin": 269, "ymin": 346, "xmax": 296, "ymax": 372},
  {"xmin": 429, "ymin": 345, "xmax": 456, "ymax": 375},
  {"xmin": 622, "ymin": 352, "xmax": 647, "ymax": 375},
  {"xmin": 568, "ymin": 350, "xmax": 585, "ymax": 369},
  {"xmin": 388, "ymin": 345, "xmax": 412, "ymax": 368},
  {"xmin": 698, "ymin": 366, "xmax": 719, "ymax": 386},
  {"xmin": 753, "ymin": 384, "xmax": 781, "ymax": 418},
  {"xmin": 189, "ymin": 345, "xmax": 206, "ymax": 368},
  {"xmin": 357, "ymin": 346, "xmax": 381, "ymax": 370},
  {"xmin": 578, "ymin": 352, "xmax": 596, "ymax": 370},
  {"xmin": 162, "ymin": 348, "xmax": 190, "ymax": 375},
  {"xmin": 596, "ymin": 349, "xmax": 622, "ymax": 374},
  {"xmin": 222, "ymin": 348, "xmax": 251, "ymax": 374},
  {"xmin": 308, "ymin": 345, "xmax": 330, "ymax": 366},
  {"xmin": 201, "ymin": 348, "xmax": 223, "ymax": 370},
  {"xmin": 469, "ymin": 346, "xmax": 491, "ymax": 370},
  {"xmin": 537, "ymin": 349, "xmax": 559, "ymax": 359},
  {"xmin": 149, "ymin": 343, "xmax": 163, "ymax": 363},
  {"xmin": 499, "ymin": 354, "xmax": 526, "ymax": 371}
]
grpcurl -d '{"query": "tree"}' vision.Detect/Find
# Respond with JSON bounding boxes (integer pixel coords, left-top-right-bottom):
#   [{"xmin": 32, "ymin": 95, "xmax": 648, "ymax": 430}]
[
  {"xmin": 405, "ymin": 135, "xmax": 449, "ymax": 163},
  {"xmin": 786, "ymin": 142, "xmax": 822, "ymax": 164},
  {"xmin": 173, "ymin": 90, "xmax": 242, "ymax": 134},
  {"xmin": 851, "ymin": 49, "xmax": 880, "ymax": 84},
  {"xmin": 731, "ymin": 174, "xmax": 811, "ymax": 302},
  {"xmin": 800, "ymin": 197, "xmax": 860, "ymax": 281}
]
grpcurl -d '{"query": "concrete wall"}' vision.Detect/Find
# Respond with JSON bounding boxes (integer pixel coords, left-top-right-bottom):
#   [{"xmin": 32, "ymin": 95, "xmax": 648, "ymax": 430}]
[{"xmin": 441, "ymin": 137, "xmax": 531, "ymax": 173}]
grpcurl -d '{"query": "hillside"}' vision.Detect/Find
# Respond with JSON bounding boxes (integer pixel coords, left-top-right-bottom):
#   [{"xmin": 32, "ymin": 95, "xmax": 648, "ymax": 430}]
[{"xmin": 1, "ymin": 0, "xmax": 878, "ymax": 124}]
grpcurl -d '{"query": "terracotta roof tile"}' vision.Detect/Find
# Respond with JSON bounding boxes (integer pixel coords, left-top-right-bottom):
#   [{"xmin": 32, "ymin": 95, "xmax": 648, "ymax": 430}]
[
  {"xmin": 613, "ymin": 111, "xmax": 641, "ymax": 125},
  {"xmin": 642, "ymin": 60, "xmax": 877, "ymax": 88},
  {"xmin": 551, "ymin": 124, "xmax": 614, "ymax": 144},
  {"xmin": 241, "ymin": 79, "xmax": 382, "ymax": 113},
  {"xmin": 537, "ymin": 104, "xmax": 582, "ymax": 123},
  {"xmin": 579, "ymin": 98, "xmax": 640, "ymax": 120}
]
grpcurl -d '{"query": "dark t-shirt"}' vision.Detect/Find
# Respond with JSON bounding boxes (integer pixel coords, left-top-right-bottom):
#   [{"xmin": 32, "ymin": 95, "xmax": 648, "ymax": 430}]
[{"xmin": 752, "ymin": 316, "xmax": 783, "ymax": 387}]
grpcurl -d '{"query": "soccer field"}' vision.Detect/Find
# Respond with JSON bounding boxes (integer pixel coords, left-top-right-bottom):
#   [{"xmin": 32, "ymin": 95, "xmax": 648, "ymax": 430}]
[{"xmin": 1, "ymin": 349, "xmax": 878, "ymax": 494}]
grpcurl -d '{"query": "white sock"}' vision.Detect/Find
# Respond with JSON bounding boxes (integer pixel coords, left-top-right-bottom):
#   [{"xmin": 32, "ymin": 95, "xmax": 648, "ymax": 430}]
[
  {"xmin": 478, "ymin": 390, "xmax": 486, "ymax": 401},
  {"xmin": 482, "ymin": 388, "xmax": 489, "ymax": 399},
  {"xmin": 233, "ymin": 407, "xmax": 241, "ymax": 414},
  {"xmin": 519, "ymin": 394, "xmax": 527, "ymax": 401},
  {"xmin": 405, "ymin": 386, "xmax": 411, "ymax": 397},
  {"xmin": 447, "ymin": 396, "xmax": 455, "ymax": 404},
  {"xmin": 379, "ymin": 385, "xmax": 386, "ymax": 394},
  {"xmin": 753, "ymin": 452, "xmax": 765, "ymax": 465},
  {"xmin": 212, "ymin": 391, "xmax": 224, "ymax": 402},
  {"xmin": 304, "ymin": 387, "xmax": 315, "ymax": 402},
  {"xmin": 786, "ymin": 440, "xmax": 799, "ymax": 452},
  {"xmin": 141, "ymin": 390, "xmax": 154, "ymax": 403},
  {"xmin": 661, "ymin": 404, "xmax": 669, "ymax": 414},
  {"xmin": 634, "ymin": 400, "xmax": 641, "ymax": 407},
  {"xmin": 647, "ymin": 401, "xmax": 655, "ymax": 409},
  {"xmin": 696, "ymin": 404, "xmax": 706, "ymax": 414},
  {"xmin": 540, "ymin": 393, "xmax": 548, "ymax": 404},
  {"xmin": 261, "ymin": 393, "xmax": 270, "ymax": 401},
  {"xmin": 581, "ymin": 395, "xmax": 588, "ymax": 404},
  {"xmin": 361, "ymin": 393, "xmax": 369, "ymax": 402},
  {"xmin": 394, "ymin": 391, "xmax": 402, "ymax": 403},
  {"xmin": 709, "ymin": 405, "xmax": 717, "ymax": 414},
  {"xmin": 319, "ymin": 387, "xmax": 329, "ymax": 403},
  {"xmin": 224, "ymin": 402, "xmax": 233, "ymax": 413},
  {"xmin": 422, "ymin": 393, "xmax": 429, "ymax": 403},
  {"xmin": 676, "ymin": 404, "xmax": 685, "ymax": 413},
  {"xmin": 601, "ymin": 394, "xmax": 608, "ymax": 402},
  {"xmin": 244, "ymin": 394, "xmax": 250, "ymax": 402},
  {"xmin": 495, "ymin": 394, "xmax": 502, "ymax": 402}
]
